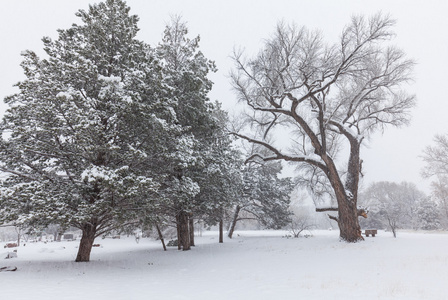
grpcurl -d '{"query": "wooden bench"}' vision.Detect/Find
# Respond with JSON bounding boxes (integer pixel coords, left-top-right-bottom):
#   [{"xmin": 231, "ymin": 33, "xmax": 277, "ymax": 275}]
[{"xmin": 365, "ymin": 229, "xmax": 377, "ymax": 237}]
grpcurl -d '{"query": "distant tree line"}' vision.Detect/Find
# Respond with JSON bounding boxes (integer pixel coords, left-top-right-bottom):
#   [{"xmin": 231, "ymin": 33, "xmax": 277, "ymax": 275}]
[{"xmin": 359, "ymin": 181, "xmax": 442, "ymax": 237}]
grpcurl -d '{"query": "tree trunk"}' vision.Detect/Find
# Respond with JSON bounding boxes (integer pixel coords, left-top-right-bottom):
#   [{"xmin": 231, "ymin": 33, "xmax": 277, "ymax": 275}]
[
  {"xmin": 177, "ymin": 211, "xmax": 191, "ymax": 251},
  {"xmin": 323, "ymin": 145, "xmax": 363, "ymax": 242},
  {"xmin": 16, "ymin": 228, "xmax": 21, "ymax": 246},
  {"xmin": 176, "ymin": 214, "xmax": 182, "ymax": 250},
  {"xmin": 189, "ymin": 217, "xmax": 195, "ymax": 247},
  {"xmin": 388, "ymin": 218, "xmax": 397, "ymax": 238},
  {"xmin": 228, "ymin": 205, "xmax": 241, "ymax": 239},
  {"xmin": 219, "ymin": 219, "xmax": 223, "ymax": 243},
  {"xmin": 75, "ymin": 223, "xmax": 97, "ymax": 262},
  {"xmin": 57, "ymin": 231, "xmax": 63, "ymax": 242},
  {"xmin": 337, "ymin": 199, "xmax": 363, "ymax": 242},
  {"xmin": 155, "ymin": 224, "xmax": 167, "ymax": 251},
  {"xmin": 181, "ymin": 212, "xmax": 191, "ymax": 251},
  {"xmin": 339, "ymin": 140, "xmax": 363, "ymax": 242}
]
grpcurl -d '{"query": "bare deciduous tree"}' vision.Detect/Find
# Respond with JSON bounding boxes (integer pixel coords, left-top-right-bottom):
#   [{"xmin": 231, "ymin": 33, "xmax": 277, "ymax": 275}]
[
  {"xmin": 289, "ymin": 211, "xmax": 315, "ymax": 238},
  {"xmin": 430, "ymin": 178, "xmax": 448, "ymax": 228},
  {"xmin": 422, "ymin": 134, "xmax": 448, "ymax": 227},
  {"xmin": 422, "ymin": 135, "xmax": 448, "ymax": 178},
  {"xmin": 360, "ymin": 181, "xmax": 424, "ymax": 237},
  {"xmin": 231, "ymin": 13, "xmax": 415, "ymax": 242}
]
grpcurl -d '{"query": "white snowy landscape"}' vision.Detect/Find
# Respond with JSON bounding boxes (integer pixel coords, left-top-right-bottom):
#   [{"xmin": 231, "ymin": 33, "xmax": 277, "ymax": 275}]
[
  {"xmin": 1, "ymin": 1, "xmax": 448, "ymax": 300},
  {"xmin": 1, "ymin": 230, "xmax": 447, "ymax": 300}
]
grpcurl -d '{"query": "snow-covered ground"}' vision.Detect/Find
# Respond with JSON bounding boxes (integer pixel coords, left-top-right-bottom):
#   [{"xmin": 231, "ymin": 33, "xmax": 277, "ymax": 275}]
[{"xmin": 1, "ymin": 230, "xmax": 447, "ymax": 300}]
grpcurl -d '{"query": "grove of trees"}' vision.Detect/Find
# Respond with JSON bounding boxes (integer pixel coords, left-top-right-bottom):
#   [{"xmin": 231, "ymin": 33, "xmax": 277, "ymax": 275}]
[
  {"xmin": 0, "ymin": 0, "xmax": 191, "ymax": 261},
  {"xmin": 0, "ymin": 0, "xmax": 300, "ymax": 262},
  {"xmin": 359, "ymin": 181, "xmax": 440, "ymax": 237},
  {"xmin": 1, "ymin": 0, "xmax": 439, "ymax": 264}
]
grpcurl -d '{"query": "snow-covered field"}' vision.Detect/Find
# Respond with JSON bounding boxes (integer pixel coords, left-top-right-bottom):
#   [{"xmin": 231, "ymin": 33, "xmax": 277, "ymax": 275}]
[{"xmin": 1, "ymin": 230, "xmax": 447, "ymax": 300}]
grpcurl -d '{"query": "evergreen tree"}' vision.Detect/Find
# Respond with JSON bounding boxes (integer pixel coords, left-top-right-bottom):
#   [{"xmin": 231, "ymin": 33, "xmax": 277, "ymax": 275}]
[
  {"xmin": 416, "ymin": 198, "xmax": 440, "ymax": 230},
  {"xmin": 0, "ymin": 0, "xmax": 184, "ymax": 262},
  {"xmin": 228, "ymin": 160, "xmax": 294, "ymax": 238},
  {"xmin": 154, "ymin": 17, "xmax": 238, "ymax": 249},
  {"xmin": 192, "ymin": 106, "xmax": 243, "ymax": 242}
]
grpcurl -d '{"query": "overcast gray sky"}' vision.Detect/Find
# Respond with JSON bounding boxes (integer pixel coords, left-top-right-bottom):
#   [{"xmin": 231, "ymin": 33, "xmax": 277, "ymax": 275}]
[{"xmin": 1, "ymin": 0, "xmax": 447, "ymax": 193}]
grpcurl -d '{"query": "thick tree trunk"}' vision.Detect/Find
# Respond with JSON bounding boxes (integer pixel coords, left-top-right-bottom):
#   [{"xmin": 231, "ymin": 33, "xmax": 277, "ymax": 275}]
[
  {"xmin": 323, "ymin": 145, "xmax": 363, "ymax": 242},
  {"xmin": 337, "ymin": 199, "xmax": 363, "ymax": 242},
  {"xmin": 340, "ymin": 140, "xmax": 363, "ymax": 242},
  {"xmin": 228, "ymin": 205, "xmax": 241, "ymax": 239},
  {"xmin": 219, "ymin": 219, "xmax": 224, "ymax": 243},
  {"xmin": 75, "ymin": 223, "xmax": 97, "ymax": 262},
  {"xmin": 155, "ymin": 224, "xmax": 167, "ymax": 251},
  {"xmin": 189, "ymin": 217, "xmax": 195, "ymax": 247},
  {"xmin": 177, "ymin": 211, "xmax": 191, "ymax": 251}
]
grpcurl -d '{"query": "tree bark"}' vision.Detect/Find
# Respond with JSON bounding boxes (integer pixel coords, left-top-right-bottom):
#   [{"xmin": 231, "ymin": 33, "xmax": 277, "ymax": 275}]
[
  {"xmin": 17, "ymin": 228, "xmax": 20, "ymax": 247},
  {"xmin": 340, "ymin": 140, "xmax": 363, "ymax": 242},
  {"xmin": 176, "ymin": 214, "xmax": 182, "ymax": 250},
  {"xmin": 337, "ymin": 198, "xmax": 363, "ymax": 242},
  {"xmin": 189, "ymin": 216, "xmax": 195, "ymax": 247},
  {"xmin": 323, "ymin": 147, "xmax": 363, "ymax": 242},
  {"xmin": 75, "ymin": 223, "xmax": 97, "ymax": 262},
  {"xmin": 155, "ymin": 224, "xmax": 167, "ymax": 251},
  {"xmin": 228, "ymin": 205, "xmax": 241, "ymax": 239},
  {"xmin": 219, "ymin": 219, "xmax": 224, "ymax": 243},
  {"xmin": 177, "ymin": 211, "xmax": 191, "ymax": 251}
]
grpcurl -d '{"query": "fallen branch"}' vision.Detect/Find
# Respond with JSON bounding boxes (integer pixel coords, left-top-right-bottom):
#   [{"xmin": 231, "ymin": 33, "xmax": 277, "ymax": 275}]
[{"xmin": 0, "ymin": 266, "xmax": 17, "ymax": 272}]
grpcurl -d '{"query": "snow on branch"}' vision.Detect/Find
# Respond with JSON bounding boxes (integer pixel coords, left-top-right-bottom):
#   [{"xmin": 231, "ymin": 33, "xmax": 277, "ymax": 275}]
[
  {"xmin": 327, "ymin": 119, "xmax": 364, "ymax": 143},
  {"xmin": 231, "ymin": 132, "xmax": 328, "ymax": 171},
  {"xmin": 0, "ymin": 167, "xmax": 39, "ymax": 181}
]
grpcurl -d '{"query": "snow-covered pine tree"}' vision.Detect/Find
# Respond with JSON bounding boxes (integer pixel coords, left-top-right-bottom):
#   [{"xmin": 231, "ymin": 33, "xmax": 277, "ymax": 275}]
[
  {"xmin": 191, "ymin": 107, "xmax": 243, "ymax": 242},
  {"xmin": 154, "ymin": 17, "xmax": 239, "ymax": 249},
  {"xmin": 416, "ymin": 198, "xmax": 440, "ymax": 230},
  {"xmin": 228, "ymin": 160, "xmax": 294, "ymax": 238},
  {"xmin": 0, "ymin": 0, "xmax": 185, "ymax": 262}
]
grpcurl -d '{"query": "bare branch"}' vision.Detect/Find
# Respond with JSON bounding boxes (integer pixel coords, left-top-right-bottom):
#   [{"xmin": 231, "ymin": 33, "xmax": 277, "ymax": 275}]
[
  {"xmin": 316, "ymin": 207, "xmax": 368, "ymax": 218},
  {"xmin": 231, "ymin": 132, "xmax": 328, "ymax": 172},
  {"xmin": 316, "ymin": 207, "xmax": 338, "ymax": 212},
  {"xmin": 328, "ymin": 214, "xmax": 339, "ymax": 222}
]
